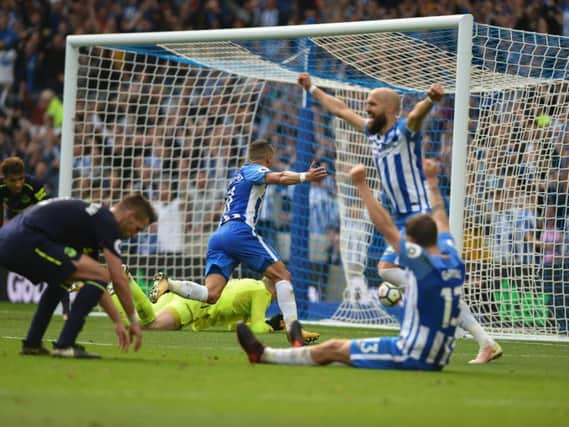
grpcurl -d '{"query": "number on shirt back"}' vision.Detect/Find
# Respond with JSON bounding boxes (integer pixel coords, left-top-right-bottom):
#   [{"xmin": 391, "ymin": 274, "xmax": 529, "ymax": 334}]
[
  {"xmin": 440, "ymin": 286, "xmax": 461, "ymax": 328},
  {"xmin": 224, "ymin": 186, "xmax": 236, "ymax": 215}
]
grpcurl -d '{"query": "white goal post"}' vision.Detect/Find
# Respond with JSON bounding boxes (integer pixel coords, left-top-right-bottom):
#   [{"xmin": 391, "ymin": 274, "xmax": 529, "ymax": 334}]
[{"xmin": 60, "ymin": 15, "xmax": 569, "ymax": 341}]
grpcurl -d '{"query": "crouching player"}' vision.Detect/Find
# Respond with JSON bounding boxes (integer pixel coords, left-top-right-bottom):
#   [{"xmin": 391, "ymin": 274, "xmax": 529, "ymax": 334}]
[
  {"xmin": 237, "ymin": 160, "xmax": 465, "ymax": 370},
  {"xmin": 109, "ymin": 269, "xmax": 319, "ymax": 343}
]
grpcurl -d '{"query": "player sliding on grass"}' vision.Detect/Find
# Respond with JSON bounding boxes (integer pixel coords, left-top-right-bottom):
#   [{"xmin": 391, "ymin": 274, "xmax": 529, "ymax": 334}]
[
  {"xmin": 110, "ymin": 268, "xmax": 316, "ymax": 341},
  {"xmin": 151, "ymin": 140, "xmax": 325, "ymax": 346},
  {"xmin": 298, "ymin": 73, "xmax": 502, "ymax": 364},
  {"xmin": 237, "ymin": 160, "xmax": 479, "ymax": 370}
]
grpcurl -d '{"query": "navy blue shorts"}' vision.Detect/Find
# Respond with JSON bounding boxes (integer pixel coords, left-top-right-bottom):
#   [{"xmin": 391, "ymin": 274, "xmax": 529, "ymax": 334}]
[
  {"xmin": 205, "ymin": 221, "xmax": 280, "ymax": 279},
  {"xmin": 0, "ymin": 217, "xmax": 81, "ymax": 285}
]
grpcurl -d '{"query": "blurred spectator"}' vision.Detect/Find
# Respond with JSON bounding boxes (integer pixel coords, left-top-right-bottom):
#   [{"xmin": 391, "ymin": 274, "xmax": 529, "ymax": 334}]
[
  {"xmin": 0, "ymin": 0, "xmax": 566, "ymax": 329},
  {"xmin": 42, "ymin": 32, "xmax": 65, "ymax": 95},
  {"xmin": 38, "ymin": 89, "xmax": 63, "ymax": 130},
  {"xmin": 183, "ymin": 168, "xmax": 224, "ymax": 234},
  {"xmin": 539, "ymin": 205, "xmax": 568, "ymax": 331},
  {"xmin": 488, "ymin": 177, "xmax": 537, "ymax": 265},
  {"xmin": 152, "ymin": 180, "xmax": 185, "ymax": 254},
  {"xmin": 0, "ymin": 13, "xmax": 16, "ymax": 111},
  {"xmin": 309, "ymin": 171, "xmax": 339, "ymax": 235}
]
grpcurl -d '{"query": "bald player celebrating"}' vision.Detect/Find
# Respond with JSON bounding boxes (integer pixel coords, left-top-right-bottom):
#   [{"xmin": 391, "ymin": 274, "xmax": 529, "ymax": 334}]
[
  {"xmin": 297, "ymin": 74, "xmax": 502, "ymax": 364},
  {"xmin": 298, "ymin": 73, "xmax": 443, "ymax": 276}
]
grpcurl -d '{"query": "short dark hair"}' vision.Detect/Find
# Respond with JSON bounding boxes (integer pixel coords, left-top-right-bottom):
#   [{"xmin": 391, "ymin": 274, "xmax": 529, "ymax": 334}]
[
  {"xmin": 118, "ymin": 193, "xmax": 158, "ymax": 224},
  {"xmin": 405, "ymin": 214, "xmax": 438, "ymax": 247},
  {"xmin": 1, "ymin": 157, "xmax": 24, "ymax": 177},
  {"xmin": 248, "ymin": 140, "xmax": 274, "ymax": 161}
]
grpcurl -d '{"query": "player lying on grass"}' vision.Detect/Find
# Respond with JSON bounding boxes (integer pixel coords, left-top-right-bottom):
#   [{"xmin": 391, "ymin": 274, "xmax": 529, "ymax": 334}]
[
  {"xmin": 151, "ymin": 140, "xmax": 326, "ymax": 346},
  {"xmin": 237, "ymin": 160, "xmax": 472, "ymax": 370},
  {"xmin": 106, "ymin": 268, "xmax": 319, "ymax": 343}
]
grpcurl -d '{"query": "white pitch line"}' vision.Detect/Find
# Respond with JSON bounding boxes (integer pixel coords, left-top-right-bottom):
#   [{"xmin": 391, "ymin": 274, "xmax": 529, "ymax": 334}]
[{"xmin": 1, "ymin": 335, "xmax": 113, "ymax": 346}]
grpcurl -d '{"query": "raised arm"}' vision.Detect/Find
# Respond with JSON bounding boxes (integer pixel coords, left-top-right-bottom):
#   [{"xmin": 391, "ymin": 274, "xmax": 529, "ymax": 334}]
[
  {"xmin": 350, "ymin": 165, "xmax": 401, "ymax": 250},
  {"xmin": 265, "ymin": 161, "xmax": 328, "ymax": 186},
  {"xmin": 103, "ymin": 248, "xmax": 142, "ymax": 351},
  {"xmin": 407, "ymin": 84, "xmax": 444, "ymax": 132},
  {"xmin": 423, "ymin": 158, "xmax": 449, "ymax": 233},
  {"xmin": 298, "ymin": 73, "xmax": 367, "ymax": 131}
]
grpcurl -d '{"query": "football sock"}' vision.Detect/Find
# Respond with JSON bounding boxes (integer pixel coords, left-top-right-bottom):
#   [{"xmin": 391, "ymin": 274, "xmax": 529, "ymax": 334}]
[
  {"xmin": 128, "ymin": 277, "xmax": 155, "ymax": 325},
  {"xmin": 378, "ymin": 267, "xmax": 408, "ymax": 290},
  {"xmin": 458, "ymin": 300, "xmax": 495, "ymax": 348},
  {"xmin": 262, "ymin": 347, "xmax": 316, "ymax": 365},
  {"xmin": 55, "ymin": 280, "xmax": 105, "ymax": 348},
  {"xmin": 168, "ymin": 279, "xmax": 209, "ymax": 302},
  {"xmin": 110, "ymin": 293, "xmax": 129, "ymax": 326},
  {"xmin": 275, "ymin": 280, "xmax": 298, "ymax": 330},
  {"xmin": 60, "ymin": 291, "xmax": 71, "ymax": 318},
  {"xmin": 24, "ymin": 284, "xmax": 67, "ymax": 347}
]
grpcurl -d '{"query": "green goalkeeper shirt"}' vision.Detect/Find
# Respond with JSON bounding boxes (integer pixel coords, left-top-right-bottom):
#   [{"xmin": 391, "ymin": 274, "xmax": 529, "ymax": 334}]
[{"xmin": 188, "ymin": 278, "xmax": 273, "ymax": 333}]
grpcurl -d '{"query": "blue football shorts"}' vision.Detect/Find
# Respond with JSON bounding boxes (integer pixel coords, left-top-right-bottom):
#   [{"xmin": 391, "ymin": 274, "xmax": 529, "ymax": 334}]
[
  {"xmin": 205, "ymin": 221, "xmax": 280, "ymax": 279},
  {"xmin": 349, "ymin": 336, "xmax": 442, "ymax": 371}
]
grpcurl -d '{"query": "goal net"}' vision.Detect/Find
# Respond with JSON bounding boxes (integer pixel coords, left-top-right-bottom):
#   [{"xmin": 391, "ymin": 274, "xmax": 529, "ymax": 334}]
[{"xmin": 61, "ymin": 16, "xmax": 569, "ymax": 340}]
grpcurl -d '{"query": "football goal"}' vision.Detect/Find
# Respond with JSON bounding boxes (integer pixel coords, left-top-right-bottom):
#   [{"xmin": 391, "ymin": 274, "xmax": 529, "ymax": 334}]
[{"xmin": 60, "ymin": 15, "xmax": 569, "ymax": 341}]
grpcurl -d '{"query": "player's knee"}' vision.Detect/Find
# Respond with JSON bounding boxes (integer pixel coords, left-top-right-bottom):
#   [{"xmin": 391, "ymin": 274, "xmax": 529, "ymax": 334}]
[
  {"xmin": 378, "ymin": 265, "xmax": 405, "ymax": 286},
  {"xmin": 313, "ymin": 339, "xmax": 348, "ymax": 364},
  {"xmin": 378, "ymin": 261, "xmax": 395, "ymax": 274},
  {"xmin": 279, "ymin": 270, "xmax": 292, "ymax": 282},
  {"xmin": 320, "ymin": 339, "xmax": 343, "ymax": 352},
  {"xmin": 267, "ymin": 267, "xmax": 291, "ymax": 283},
  {"xmin": 207, "ymin": 291, "xmax": 221, "ymax": 304}
]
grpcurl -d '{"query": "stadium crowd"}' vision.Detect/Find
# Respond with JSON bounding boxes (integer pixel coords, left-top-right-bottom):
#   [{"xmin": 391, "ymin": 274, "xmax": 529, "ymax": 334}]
[
  {"xmin": 0, "ymin": 0, "xmax": 567, "ymax": 329},
  {"xmin": 0, "ymin": 0, "xmax": 565, "ymax": 195}
]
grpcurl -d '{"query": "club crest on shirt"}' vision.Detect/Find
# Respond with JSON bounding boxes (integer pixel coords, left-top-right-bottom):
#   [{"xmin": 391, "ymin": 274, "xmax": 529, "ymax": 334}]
[
  {"xmin": 406, "ymin": 242, "xmax": 422, "ymax": 258},
  {"xmin": 114, "ymin": 239, "xmax": 122, "ymax": 254}
]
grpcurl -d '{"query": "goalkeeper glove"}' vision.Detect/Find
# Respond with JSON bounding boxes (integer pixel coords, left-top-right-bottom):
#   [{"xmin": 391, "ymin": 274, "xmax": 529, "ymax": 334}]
[{"xmin": 265, "ymin": 313, "xmax": 285, "ymax": 331}]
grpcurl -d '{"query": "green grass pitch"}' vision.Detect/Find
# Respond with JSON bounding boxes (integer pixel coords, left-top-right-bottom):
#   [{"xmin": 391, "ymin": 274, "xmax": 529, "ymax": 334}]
[{"xmin": 1, "ymin": 302, "xmax": 568, "ymax": 427}]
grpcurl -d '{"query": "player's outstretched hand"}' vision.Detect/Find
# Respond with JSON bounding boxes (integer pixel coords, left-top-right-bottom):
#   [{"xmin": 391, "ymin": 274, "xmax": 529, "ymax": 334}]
[
  {"xmin": 129, "ymin": 321, "xmax": 143, "ymax": 352},
  {"xmin": 114, "ymin": 322, "xmax": 130, "ymax": 352},
  {"xmin": 306, "ymin": 160, "xmax": 328, "ymax": 183},
  {"xmin": 297, "ymin": 73, "xmax": 311, "ymax": 91},
  {"xmin": 423, "ymin": 158, "xmax": 439, "ymax": 181},
  {"xmin": 349, "ymin": 164, "xmax": 367, "ymax": 186},
  {"xmin": 427, "ymin": 84, "xmax": 444, "ymax": 102}
]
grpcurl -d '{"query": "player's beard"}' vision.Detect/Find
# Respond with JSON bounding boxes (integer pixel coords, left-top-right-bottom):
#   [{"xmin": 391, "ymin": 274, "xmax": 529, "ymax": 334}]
[{"xmin": 367, "ymin": 112, "xmax": 387, "ymax": 135}]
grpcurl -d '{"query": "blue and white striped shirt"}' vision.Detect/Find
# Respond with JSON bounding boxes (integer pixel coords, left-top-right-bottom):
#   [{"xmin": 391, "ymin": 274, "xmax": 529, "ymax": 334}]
[
  {"xmin": 365, "ymin": 118, "xmax": 430, "ymax": 220},
  {"xmin": 219, "ymin": 163, "xmax": 270, "ymax": 229},
  {"xmin": 397, "ymin": 232, "xmax": 465, "ymax": 367}
]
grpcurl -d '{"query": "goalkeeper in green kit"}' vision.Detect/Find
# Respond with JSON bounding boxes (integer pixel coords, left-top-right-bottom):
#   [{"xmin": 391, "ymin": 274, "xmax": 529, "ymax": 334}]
[{"xmin": 106, "ymin": 267, "xmax": 319, "ymax": 342}]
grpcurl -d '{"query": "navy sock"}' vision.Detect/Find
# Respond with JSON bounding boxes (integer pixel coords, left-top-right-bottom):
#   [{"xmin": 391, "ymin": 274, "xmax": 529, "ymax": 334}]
[
  {"xmin": 54, "ymin": 280, "xmax": 105, "ymax": 349},
  {"xmin": 24, "ymin": 284, "xmax": 67, "ymax": 347},
  {"xmin": 60, "ymin": 291, "xmax": 71, "ymax": 317}
]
